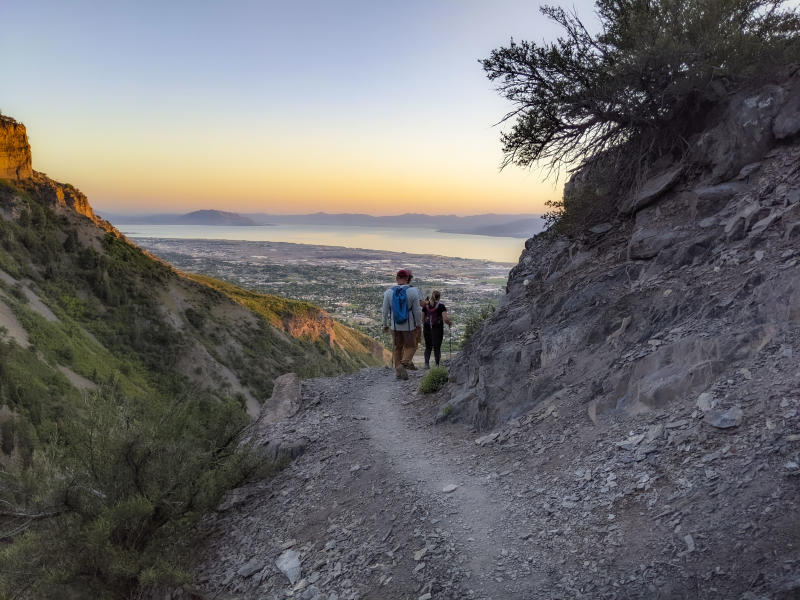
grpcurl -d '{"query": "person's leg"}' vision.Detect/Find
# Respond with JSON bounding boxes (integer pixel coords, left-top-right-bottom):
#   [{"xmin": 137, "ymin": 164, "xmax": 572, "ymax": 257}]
[
  {"xmin": 433, "ymin": 325, "xmax": 444, "ymax": 366},
  {"xmin": 401, "ymin": 330, "xmax": 418, "ymax": 367},
  {"xmin": 423, "ymin": 326, "xmax": 433, "ymax": 367},
  {"xmin": 392, "ymin": 330, "xmax": 407, "ymax": 378}
]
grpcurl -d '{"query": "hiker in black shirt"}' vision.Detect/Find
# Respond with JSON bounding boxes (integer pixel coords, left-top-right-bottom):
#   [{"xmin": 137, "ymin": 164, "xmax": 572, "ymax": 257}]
[{"xmin": 421, "ymin": 290, "xmax": 452, "ymax": 368}]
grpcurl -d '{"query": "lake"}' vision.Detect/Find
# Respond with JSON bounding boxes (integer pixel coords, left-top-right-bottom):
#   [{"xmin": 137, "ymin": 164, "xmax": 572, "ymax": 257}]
[{"xmin": 117, "ymin": 224, "xmax": 527, "ymax": 263}]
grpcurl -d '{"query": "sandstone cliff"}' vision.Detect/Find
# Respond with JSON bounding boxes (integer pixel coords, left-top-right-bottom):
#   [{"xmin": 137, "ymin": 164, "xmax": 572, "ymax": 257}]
[{"xmin": 0, "ymin": 116, "xmax": 33, "ymax": 180}]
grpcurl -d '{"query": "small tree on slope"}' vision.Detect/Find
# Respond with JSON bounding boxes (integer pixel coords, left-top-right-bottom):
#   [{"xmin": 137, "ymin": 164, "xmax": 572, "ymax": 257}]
[{"xmin": 483, "ymin": 0, "xmax": 800, "ymax": 221}]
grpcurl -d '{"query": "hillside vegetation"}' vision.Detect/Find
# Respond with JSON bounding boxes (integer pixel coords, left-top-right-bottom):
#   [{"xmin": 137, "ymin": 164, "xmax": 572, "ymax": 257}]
[{"xmin": 0, "ymin": 170, "xmax": 383, "ymax": 597}]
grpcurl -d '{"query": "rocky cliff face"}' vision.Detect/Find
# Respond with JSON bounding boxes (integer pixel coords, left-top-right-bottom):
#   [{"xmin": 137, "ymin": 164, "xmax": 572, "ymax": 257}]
[
  {"xmin": 0, "ymin": 115, "xmax": 112, "ymax": 231},
  {"xmin": 430, "ymin": 74, "xmax": 800, "ymax": 599},
  {"xmin": 447, "ymin": 74, "xmax": 800, "ymax": 429},
  {"xmin": 0, "ymin": 117, "xmax": 33, "ymax": 180}
]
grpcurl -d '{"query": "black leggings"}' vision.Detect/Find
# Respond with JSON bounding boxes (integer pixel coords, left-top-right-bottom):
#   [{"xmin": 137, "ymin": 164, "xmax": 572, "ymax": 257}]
[{"xmin": 423, "ymin": 324, "xmax": 445, "ymax": 365}]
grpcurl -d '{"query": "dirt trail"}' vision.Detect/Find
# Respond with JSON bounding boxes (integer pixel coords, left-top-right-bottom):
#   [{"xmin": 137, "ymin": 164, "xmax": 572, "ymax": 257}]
[
  {"xmin": 195, "ymin": 362, "xmax": 800, "ymax": 600},
  {"xmin": 357, "ymin": 375, "xmax": 541, "ymax": 599},
  {"xmin": 195, "ymin": 367, "xmax": 548, "ymax": 600}
]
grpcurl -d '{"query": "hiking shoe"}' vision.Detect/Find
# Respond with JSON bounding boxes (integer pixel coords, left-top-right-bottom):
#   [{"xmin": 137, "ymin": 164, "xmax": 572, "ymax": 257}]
[
  {"xmin": 396, "ymin": 366, "xmax": 408, "ymax": 380},
  {"xmin": 424, "ymin": 362, "xmax": 430, "ymax": 369}
]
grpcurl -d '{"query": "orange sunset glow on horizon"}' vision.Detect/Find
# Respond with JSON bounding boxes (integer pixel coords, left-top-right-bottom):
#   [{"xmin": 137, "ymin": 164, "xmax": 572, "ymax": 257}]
[{"xmin": 1, "ymin": 1, "xmax": 594, "ymax": 216}]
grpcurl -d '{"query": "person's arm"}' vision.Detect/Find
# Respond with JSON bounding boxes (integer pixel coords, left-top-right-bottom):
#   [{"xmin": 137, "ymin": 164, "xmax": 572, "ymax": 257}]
[
  {"xmin": 411, "ymin": 288, "xmax": 423, "ymax": 328},
  {"xmin": 442, "ymin": 307, "xmax": 452, "ymax": 326},
  {"xmin": 382, "ymin": 290, "xmax": 391, "ymax": 329}
]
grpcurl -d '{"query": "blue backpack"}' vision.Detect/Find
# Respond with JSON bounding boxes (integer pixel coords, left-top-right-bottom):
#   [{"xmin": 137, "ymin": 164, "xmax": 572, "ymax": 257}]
[{"xmin": 392, "ymin": 285, "xmax": 410, "ymax": 324}]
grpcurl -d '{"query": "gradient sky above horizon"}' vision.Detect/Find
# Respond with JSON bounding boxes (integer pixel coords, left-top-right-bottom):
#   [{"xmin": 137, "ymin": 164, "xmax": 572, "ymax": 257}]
[{"xmin": 1, "ymin": 0, "xmax": 597, "ymax": 216}]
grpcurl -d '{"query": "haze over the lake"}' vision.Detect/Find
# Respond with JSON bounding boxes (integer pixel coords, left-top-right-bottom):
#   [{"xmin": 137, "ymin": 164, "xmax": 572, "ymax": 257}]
[
  {"xmin": 0, "ymin": 0, "xmax": 596, "ymax": 217},
  {"xmin": 121, "ymin": 224, "xmax": 526, "ymax": 263}
]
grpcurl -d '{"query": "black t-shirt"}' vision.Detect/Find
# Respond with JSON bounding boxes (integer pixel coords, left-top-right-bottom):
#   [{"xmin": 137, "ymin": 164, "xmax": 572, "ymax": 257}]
[{"xmin": 422, "ymin": 302, "xmax": 446, "ymax": 327}]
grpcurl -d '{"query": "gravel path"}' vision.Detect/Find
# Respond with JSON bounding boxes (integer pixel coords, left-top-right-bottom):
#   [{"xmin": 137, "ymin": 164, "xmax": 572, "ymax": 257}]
[
  {"xmin": 194, "ymin": 367, "xmax": 550, "ymax": 599},
  {"xmin": 193, "ymin": 363, "xmax": 800, "ymax": 600},
  {"xmin": 357, "ymin": 371, "xmax": 544, "ymax": 599}
]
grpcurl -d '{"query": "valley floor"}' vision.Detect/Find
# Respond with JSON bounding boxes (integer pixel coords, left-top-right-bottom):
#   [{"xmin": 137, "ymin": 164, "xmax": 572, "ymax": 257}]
[
  {"xmin": 193, "ymin": 366, "xmax": 800, "ymax": 600},
  {"xmin": 128, "ymin": 237, "xmax": 509, "ymax": 344}
]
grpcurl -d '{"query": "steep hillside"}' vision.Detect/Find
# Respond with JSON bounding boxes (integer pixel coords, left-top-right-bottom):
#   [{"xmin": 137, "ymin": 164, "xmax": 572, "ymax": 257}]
[
  {"xmin": 0, "ymin": 118, "xmax": 384, "ymax": 598},
  {"xmin": 0, "ymin": 174, "xmax": 384, "ymax": 419},
  {"xmin": 435, "ymin": 75, "xmax": 800, "ymax": 596},
  {"xmin": 447, "ymin": 75, "xmax": 800, "ymax": 427}
]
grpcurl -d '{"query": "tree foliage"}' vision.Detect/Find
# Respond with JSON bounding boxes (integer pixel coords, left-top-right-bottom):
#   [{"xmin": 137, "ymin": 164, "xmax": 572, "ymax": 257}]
[{"xmin": 483, "ymin": 0, "xmax": 800, "ymax": 179}]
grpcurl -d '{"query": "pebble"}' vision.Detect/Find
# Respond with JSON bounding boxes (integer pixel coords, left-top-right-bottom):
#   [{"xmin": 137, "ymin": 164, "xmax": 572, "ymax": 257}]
[{"xmin": 442, "ymin": 484, "xmax": 458, "ymax": 493}]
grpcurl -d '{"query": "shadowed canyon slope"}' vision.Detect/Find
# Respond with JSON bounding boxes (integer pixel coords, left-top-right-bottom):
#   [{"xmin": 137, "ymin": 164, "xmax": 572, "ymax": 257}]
[{"xmin": 447, "ymin": 74, "xmax": 800, "ymax": 429}]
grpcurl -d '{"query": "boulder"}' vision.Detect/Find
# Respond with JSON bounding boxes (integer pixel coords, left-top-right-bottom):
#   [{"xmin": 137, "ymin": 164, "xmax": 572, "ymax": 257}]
[
  {"xmin": 259, "ymin": 437, "xmax": 308, "ymax": 461},
  {"xmin": 621, "ymin": 166, "xmax": 683, "ymax": 214},
  {"xmin": 237, "ymin": 559, "xmax": 263, "ymax": 579},
  {"xmin": 275, "ymin": 549, "xmax": 301, "ymax": 585},
  {"xmin": 259, "ymin": 372, "xmax": 302, "ymax": 424},
  {"xmin": 693, "ymin": 85, "xmax": 785, "ymax": 182},
  {"xmin": 628, "ymin": 227, "xmax": 681, "ymax": 260},
  {"xmin": 693, "ymin": 182, "xmax": 749, "ymax": 217},
  {"xmin": 705, "ymin": 406, "xmax": 743, "ymax": 429}
]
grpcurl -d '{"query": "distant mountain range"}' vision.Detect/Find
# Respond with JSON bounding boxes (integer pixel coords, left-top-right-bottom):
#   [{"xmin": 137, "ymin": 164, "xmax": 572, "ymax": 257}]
[
  {"xmin": 104, "ymin": 209, "xmax": 258, "ymax": 226},
  {"xmin": 103, "ymin": 210, "xmax": 545, "ymax": 238}
]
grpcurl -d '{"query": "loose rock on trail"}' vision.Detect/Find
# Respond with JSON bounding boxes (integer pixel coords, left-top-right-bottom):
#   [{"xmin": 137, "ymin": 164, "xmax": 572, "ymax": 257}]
[
  {"xmin": 192, "ymin": 362, "xmax": 800, "ymax": 600},
  {"xmin": 194, "ymin": 367, "xmax": 551, "ymax": 600}
]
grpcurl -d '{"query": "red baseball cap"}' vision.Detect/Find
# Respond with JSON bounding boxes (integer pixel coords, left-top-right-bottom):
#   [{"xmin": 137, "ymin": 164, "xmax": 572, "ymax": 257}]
[{"xmin": 396, "ymin": 269, "xmax": 411, "ymax": 279}]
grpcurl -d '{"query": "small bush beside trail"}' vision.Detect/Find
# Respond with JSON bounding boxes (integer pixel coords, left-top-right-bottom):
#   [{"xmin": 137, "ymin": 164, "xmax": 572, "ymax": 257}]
[{"xmin": 419, "ymin": 367, "xmax": 449, "ymax": 394}]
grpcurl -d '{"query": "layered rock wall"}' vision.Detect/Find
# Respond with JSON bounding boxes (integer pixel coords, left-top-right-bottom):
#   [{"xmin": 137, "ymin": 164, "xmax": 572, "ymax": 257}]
[
  {"xmin": 0, "ymin": 117, "xmax": 33, "ymax": 180},
  {"xmin": 447, "ymin": 74, "xmax": 800, "ymax": 429}
]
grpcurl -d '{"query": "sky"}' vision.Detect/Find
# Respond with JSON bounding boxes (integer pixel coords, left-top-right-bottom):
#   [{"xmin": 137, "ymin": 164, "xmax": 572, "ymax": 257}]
[{"xmin": 1, "ymin": 0, "xmax": 597, "ymax": 216}]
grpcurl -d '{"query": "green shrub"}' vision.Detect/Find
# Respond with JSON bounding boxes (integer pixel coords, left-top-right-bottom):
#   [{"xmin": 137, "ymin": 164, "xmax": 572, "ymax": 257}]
[
  {"xmin": 419, "ymin": 367, "xmax": 449, "ymax": 394},
  {"xmin": 0, "ymin": 385, "xmax": 261, "ymax": 598},
  {"xmin": 542, "ymin": 158, "xmax": 620, "ymax": 234},
  {"xmin": 463, "ymin": 303, "xmax": 496, "ymax": 343},
  {"xmin": 8, "ymin": 283, "xmax": 26, "ymax": 303}
]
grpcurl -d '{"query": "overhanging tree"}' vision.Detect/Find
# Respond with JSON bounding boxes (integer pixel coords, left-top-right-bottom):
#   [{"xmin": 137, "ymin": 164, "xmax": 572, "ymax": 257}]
[{"xmin": 483, "ymin": 0, "xmax": 800, "ymax": 183}]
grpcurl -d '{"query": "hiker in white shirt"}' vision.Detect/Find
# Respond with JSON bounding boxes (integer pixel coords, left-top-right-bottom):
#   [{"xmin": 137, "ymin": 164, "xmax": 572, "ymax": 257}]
[{"xmin": 382, "ymin": 268, "xmax": 423, "ymax": 380}]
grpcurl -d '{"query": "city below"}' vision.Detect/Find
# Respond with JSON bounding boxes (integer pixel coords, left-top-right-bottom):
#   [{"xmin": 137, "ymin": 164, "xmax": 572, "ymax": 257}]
[{"xmin": 130, "ymin": 236, "xmax": 514, "ymax": 346}]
